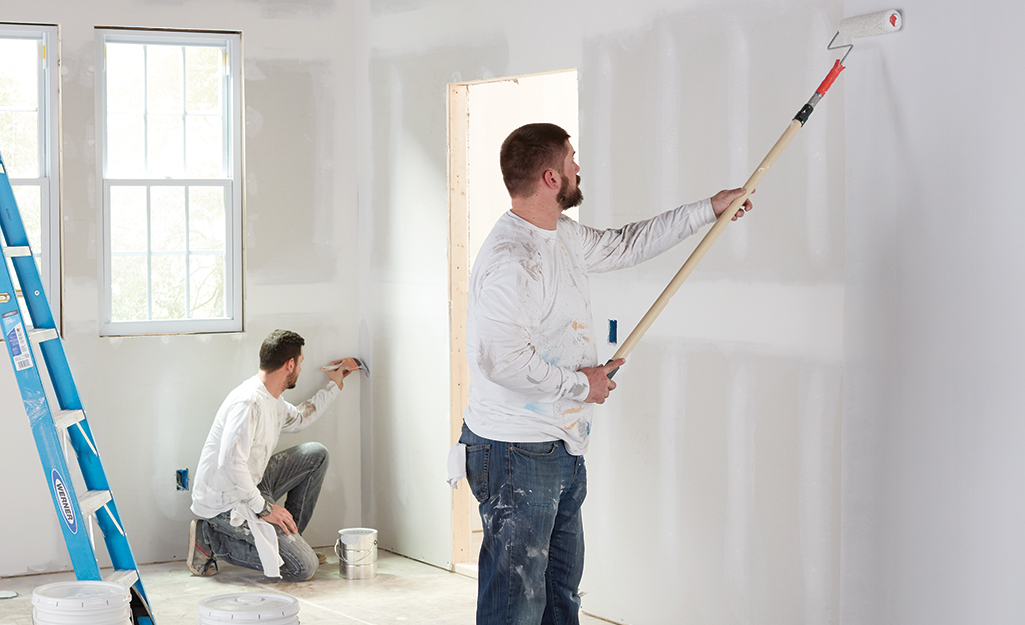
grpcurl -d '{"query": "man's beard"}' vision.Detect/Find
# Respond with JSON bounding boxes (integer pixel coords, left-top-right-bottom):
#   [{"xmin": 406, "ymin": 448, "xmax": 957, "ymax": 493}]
[
  {"xmin": 558, "ymin": 175, "xmax": 583, "ymax": 210},
  {"xmin": 285, "ymin": 370, "xmax": 299, "ymax": 390}
]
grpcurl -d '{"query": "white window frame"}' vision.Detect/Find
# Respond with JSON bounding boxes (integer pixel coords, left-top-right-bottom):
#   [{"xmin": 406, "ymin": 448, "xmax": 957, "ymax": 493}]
[
  {"xmin": 0, "ymin": 23, "xmax": 61, "ymax": 329},
  {"xmin": 96, "ymin": 28, "xmax": 243, "ymax": 336}
]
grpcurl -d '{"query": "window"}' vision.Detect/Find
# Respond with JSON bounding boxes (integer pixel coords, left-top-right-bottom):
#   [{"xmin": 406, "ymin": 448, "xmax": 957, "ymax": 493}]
[
  {"xmin": 98, "ymin": 29, "xmax": 242, "ymax": 335},
  {"xmin": 0, "ymin": 24, "xmax": 60, "ymax": 328}
]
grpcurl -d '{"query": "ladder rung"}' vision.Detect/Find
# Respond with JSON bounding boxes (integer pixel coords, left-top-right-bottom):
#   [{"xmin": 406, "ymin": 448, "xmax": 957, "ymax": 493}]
[
  {"xmin": 105, "ymin": 569, "xmax": 139, "ymax": 588},
  {"xmin": 29, "ymin": 328, "xmax": 59, "ymax": 343},
  {"xmin": 79, "ymin": 490, "xmax": 112, "ymax": 518},
  {"xmin": 54, "ymin": 409, "xmax": 86, "ymax": 431},
  {"xmin": 2, "ymin": 245, "xmax": 31, "ymax": 258}
]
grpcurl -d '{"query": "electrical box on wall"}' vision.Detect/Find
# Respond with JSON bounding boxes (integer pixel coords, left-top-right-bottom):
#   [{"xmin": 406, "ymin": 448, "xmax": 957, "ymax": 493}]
[{"xmin": 176, "ymin": 469, "xmax": 189, "ymax": 491}]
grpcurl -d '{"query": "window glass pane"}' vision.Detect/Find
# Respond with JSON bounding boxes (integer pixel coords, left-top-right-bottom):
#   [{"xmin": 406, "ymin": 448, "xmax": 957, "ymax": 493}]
[
  {"xmin": 107, "ymin": 113, "xmax": 145, "ymax": 177},
  {"xmin": 151, "ymin": 255, "xmax": 185, "ymax": 320},
  {"xmin": 186, "ymin": 47, "xmax": 221, "ymax": 113},
  {"xmin": 148, "ymin": 113, "xmax": 184, "ymax": 176},
  {"xmin": 189, "ymin": 186, "xmax": 226, "ymax": 251},
  {"xmin": 12, "ymin": 185, "xmax": 41, "ymax": 253},
  {"xmin": 0, "ymin": 111, "xmax": 39, "ymax": 178},
  {"xmin": 110, "ymin": 186, "xmax": 147, "ymax": 253},
  {"xmin": 0, "ymin": 39, "xmax": 38, "ymax": 109},
  {"xmin": 146, "ymin": 45, "xmax": 183, "ymax": 113},
  {"xmin": 186, "ymin": 115, "xmax": 223, "ymax": 178},
  {"xmin": 151, "ymin": 186, "xmax": 185, "ymax": 252},
  {"xmin": 189, "ymin": 254, "xmax": 224, "ymax": 319},
  {"xmin": 12, "ymin": 183, "xmax": 42, "ymax": 270},
  {"xmin": 106, "ymin": 43, "xmax": 144, "ymax": 112},
  {"xmin": 111, "ymin": 255, "xmax": 148, "ymax": 321}
]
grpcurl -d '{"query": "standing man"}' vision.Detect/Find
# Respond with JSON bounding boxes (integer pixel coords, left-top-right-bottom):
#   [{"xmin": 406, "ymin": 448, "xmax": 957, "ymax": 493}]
[
  {"xmin": 188, "ymin": 329, "xmax": 359, "ymax": 581},
  {"xmin": 456, "ymin": 123, "xmax": 752, "ymax": 623}
]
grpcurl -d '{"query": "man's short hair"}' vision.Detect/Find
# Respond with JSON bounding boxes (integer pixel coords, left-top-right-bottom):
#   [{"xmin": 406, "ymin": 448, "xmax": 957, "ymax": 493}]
[
  {"xmin": 500, "ymin": 123, "xmax": 571, "ymax": 199},
  {"xmin": 260, "ymin": 329, "xmax": 304, "ymax": 372}
]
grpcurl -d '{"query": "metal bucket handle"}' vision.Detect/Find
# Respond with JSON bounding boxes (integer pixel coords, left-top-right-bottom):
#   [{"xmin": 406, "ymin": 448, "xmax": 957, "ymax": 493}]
[{"xmin": 335, "ymin": 538, "xmax": 378, "ymax": 564}]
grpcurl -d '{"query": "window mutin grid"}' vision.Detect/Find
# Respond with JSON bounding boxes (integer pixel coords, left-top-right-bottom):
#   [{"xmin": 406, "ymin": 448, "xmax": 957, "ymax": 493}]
[{"xmin": 98, "ymin": 29, "xmax": 242, "ymax": 336}]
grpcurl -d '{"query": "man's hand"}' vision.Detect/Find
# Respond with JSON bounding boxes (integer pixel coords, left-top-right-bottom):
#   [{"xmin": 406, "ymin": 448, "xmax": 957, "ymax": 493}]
[
  {"xmin": 580, "ymin": 358, "xmax": 626, "ymax": 404},
  {"xmin": 710, "ymin": 187, "xmax": 754, "ymax": 221},
  {"xmin": 322, "ymin": 357, "xmax": 359, "ymax": 389},
  {"xmin": 264, "ymin": 504, "xmax": 297, "ymax": 535}
]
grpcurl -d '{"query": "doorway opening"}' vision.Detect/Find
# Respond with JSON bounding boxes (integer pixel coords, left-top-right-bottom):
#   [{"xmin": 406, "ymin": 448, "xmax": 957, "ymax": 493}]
[{"xmin": 447, "ymin": 69, "xmax": 579, "ymax": 574}]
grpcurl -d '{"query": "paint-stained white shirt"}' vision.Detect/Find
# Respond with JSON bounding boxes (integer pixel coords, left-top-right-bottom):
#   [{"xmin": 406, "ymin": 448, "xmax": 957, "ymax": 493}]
[
  {"xmin": 191, "ymin": 375, "xmax": 340, "ymax": 520},
  {"xmin": 464, "ymin": 200, "xmax": 715, "ymax": 455}
]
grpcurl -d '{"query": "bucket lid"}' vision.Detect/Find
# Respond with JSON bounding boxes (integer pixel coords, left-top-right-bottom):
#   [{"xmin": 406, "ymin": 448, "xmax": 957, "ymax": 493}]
[
  {"xmin": 197, "ymin": 593, "xmax": 299, "ymax": 621},
  {"xmin": 338, "ymin": 527, "xmax": 377, "ymax": 545},
  {"xmin": 32, "ymin": 581, "xmax": 130, "ymax": 610}
]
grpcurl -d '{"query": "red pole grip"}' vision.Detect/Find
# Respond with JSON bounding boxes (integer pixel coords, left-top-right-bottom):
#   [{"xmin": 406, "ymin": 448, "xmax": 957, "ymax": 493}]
[{"xmin": 815, "ymin": 59, "xmax": 846, "ymax": 96}]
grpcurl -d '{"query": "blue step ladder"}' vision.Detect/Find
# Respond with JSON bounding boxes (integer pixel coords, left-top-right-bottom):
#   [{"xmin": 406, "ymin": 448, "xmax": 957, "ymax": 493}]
[{"xmin": 0, "ymin": 151, "xmax": 155, "ymax": 624}]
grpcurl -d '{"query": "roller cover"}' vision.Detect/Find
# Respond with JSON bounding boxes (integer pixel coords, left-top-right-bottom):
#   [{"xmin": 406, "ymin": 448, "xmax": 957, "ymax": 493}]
[{"xmin": 838, "ymin": 9, "xmax": 902, "ymax": 38}]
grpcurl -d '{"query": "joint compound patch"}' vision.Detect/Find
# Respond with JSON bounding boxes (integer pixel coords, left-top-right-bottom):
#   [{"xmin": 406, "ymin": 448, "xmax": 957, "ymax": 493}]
[{"xmin": 2, "ymin": 311, "xmax": 32, "ymax": 371}]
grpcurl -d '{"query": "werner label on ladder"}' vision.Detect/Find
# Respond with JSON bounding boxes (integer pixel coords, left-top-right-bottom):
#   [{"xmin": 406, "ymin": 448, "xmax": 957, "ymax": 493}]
[{"xmin": 2, "ymin": 311, "xmax": 32, "ymax": 371}]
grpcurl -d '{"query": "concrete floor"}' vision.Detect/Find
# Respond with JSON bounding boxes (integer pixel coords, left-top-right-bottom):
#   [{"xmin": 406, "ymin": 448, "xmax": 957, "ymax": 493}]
[{"xmin": 0, "ymin": 551, "xmax": 616, "ymax": 624}]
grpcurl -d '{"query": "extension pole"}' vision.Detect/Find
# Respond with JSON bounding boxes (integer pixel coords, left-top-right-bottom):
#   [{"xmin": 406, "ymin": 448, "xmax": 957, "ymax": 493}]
[
  {"xmin": 607, "ymin": 57, "xmax": 851, "ymax": 378},
  {"xmin": 610, "ymin": 119, "xmax": 802, "ymax": 366},
  {"xmin": 605, "ymin": 10, "xmax": 901, "ymax": 378}
]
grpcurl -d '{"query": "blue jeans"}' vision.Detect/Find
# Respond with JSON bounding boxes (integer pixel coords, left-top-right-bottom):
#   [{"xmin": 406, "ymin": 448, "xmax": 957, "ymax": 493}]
[
  {"xmin": 460, "ymin": 424, "xmax": 587, "ymax": 625},
  {"xmin": 202, "ymin": 442, "xmax": 328, "ymax": 581}
]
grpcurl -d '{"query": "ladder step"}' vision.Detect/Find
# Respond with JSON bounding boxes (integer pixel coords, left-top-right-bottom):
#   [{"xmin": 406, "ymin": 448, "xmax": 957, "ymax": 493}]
[
  {"xmin": 79, "ymin": 490, "xmax": 112, "ymax": 519},
  {"xmin": 105, "ymin": 569, "xmax": 139, "ymax": 588},
  {"xmin": 54, "ymin": 409, "xmax": 86, "ymax": 431},
  {"xmin": 29, "ymin": 328, "xmax": 59, "ymax": 343},
  {"xmin": 2, "ymin": 245, "xmax": 32, "ymax": 258}
]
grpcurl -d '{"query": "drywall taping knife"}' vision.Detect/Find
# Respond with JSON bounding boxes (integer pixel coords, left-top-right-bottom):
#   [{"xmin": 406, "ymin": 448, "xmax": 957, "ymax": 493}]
[{"xmin": 607, "ymin": 10, "xmax": 903, "ymax": 378}]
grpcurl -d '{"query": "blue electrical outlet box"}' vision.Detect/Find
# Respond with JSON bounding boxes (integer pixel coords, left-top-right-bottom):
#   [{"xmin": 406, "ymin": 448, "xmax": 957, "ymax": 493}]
[{"xmin": 176, "ymin": 469, "xmax": 189, "ymax": 491}]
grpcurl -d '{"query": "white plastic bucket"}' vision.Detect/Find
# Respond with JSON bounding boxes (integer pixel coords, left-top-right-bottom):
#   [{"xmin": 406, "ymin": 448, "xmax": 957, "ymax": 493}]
[
  {"xmin": 197, "ymin": 593, "xmax": 299, "ymax": 625},
  {"xmin": 31, "ymin": 581, "xmax": 131, "ymax": 625},
  {"xmin": 335, "ymin": 527, "xmax": 378, "ymax": 579}
]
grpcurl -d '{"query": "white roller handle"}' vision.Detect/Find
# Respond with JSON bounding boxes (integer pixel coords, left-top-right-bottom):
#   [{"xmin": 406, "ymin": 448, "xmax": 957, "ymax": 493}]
[{"xmin": 838, "ymin": 10, "xmax": 902, "ymax": 38}]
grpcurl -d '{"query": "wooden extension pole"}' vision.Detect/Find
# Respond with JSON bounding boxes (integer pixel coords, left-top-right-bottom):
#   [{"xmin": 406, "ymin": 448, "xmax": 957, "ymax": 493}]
[{"xmin": 608, "ymin": 118, "xmax": 805, "ymax": 372}]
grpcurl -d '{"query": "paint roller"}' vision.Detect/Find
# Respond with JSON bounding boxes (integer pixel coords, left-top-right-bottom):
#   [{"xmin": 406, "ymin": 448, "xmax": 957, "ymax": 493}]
[{"xmin": 607, "ymin": 9, "xmax": 902, "ymax": 378}]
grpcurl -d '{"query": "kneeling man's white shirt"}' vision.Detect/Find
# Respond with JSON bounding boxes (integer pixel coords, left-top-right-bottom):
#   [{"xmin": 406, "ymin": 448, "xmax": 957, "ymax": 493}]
[{"xmin": 192, "ymin": 375, "xmax": 339, "ymax": 576}]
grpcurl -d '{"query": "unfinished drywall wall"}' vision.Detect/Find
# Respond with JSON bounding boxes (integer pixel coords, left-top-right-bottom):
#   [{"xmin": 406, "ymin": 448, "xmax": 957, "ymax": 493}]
[
  {"xmin": 363, "ymin": 0, "xmax": 844, "ymax": 622},
  {"xmin": 841, "ymin": 0, "xmax": 1025, "ymax": 623},
  {"xmin": 0, "ymin": 0, "xmax": 363, "ymax": 576}
]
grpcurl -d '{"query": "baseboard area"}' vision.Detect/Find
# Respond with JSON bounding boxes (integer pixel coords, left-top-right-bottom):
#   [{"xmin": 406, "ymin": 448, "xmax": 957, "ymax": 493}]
[{"xmin": 452, "ymin": 562, "xmax": 478, "ymax": 579}]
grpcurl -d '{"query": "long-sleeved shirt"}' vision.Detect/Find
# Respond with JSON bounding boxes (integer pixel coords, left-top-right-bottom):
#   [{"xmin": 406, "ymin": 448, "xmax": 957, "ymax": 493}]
[
  {"xmin": 463, "ymin": 199, "xmax": 715, "ymax": 456},
  {"xmin": 191, "ymin": 375, "xmax": 339, "ymax": 520}
]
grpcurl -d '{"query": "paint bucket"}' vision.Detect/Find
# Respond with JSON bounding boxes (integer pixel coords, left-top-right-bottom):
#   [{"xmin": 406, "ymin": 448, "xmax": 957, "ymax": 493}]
[
  {"xmin": 31, "ymin": 581, "xmax": 131, "ymax": 625},
  {"xmin": 197, "ymin": 593, "xmax": 299, "ymax": 625},
  {"xmin": 334, "ymin": 527, "xmax": 378, "ymax": 579}
]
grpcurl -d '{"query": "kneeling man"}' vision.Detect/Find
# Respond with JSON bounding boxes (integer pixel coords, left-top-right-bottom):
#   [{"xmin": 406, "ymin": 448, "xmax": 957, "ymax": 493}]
[{"xmin": 188, "ymin": 329, "xmax": 358, "ymax": 580}]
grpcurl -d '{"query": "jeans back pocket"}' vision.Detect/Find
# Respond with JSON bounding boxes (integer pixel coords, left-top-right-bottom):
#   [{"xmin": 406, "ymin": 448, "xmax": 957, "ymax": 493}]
[{"xmin": 465, "ymin": 443, "xmax": 491, "ymax": 503}]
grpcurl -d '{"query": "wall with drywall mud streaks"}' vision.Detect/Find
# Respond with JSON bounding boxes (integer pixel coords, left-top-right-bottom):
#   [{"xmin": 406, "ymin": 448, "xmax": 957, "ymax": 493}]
[
  {"xmin": 0, "ymin": 0, "xmax": 364, "ymax": 575},
  {"xmin": 842, "ymin": 0, "xmax": 1025, "ymax": 623},
  {"xmin": 363, "ymin": 1, "xmax": 844, "ymax": 622}
]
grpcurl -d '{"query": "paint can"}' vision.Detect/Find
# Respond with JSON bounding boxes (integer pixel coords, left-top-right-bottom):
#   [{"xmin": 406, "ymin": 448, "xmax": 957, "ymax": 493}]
[
  {"xmin": 31, "ymin": 581, "xmax": 131, "ymax": 625},
  {"xmin": 334, "ymin": 527, "xmax": 378, "ymax": 579},
  {"xmin": 197, "ymin": 593, "xmax": 299, "ymax": 625}
]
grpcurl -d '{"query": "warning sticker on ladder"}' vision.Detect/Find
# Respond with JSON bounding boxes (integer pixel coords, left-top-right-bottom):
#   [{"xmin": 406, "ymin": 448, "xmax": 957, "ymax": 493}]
[{"xmin": 1, "ymin": 310, "xmax": 33, "ymax": 371}]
